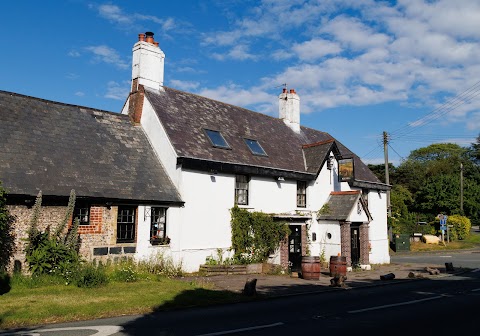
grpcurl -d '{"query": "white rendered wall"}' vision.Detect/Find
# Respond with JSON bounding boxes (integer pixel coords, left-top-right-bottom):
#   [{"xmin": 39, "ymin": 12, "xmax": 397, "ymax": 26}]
[
  {"xmin": 366, "ymin": 190, "xmax": 391, "ymax": 264},
  {"xmin": 141, "ymin": 98, "xmax": 180, "ymax": 186}
]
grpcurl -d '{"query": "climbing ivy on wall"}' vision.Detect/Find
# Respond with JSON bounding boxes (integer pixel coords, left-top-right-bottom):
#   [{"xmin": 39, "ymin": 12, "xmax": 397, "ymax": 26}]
[{"xmin": 230, "ymin": 206, "xmax": 290, "ymax": 263}]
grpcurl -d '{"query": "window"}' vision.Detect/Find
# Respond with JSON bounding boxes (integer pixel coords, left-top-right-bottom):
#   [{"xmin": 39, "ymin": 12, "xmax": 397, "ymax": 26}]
[
  {"xmin": 117, "ymin": 206, "xmax": 136, "ymax": 243},
  {"xmin": 73, "ymin": 204, "xmax": 90, "ymax": 225},
  {"xmin": 150, "ymin": 207, "xmax": 167, "ymax": 241},
  {"xmin": 235, "ymin": 175, "xmax": 249, "ymax": 205},
  {"xmin": 297, "ymin": 181, "xmax": 307, "ymax": 208},
  {"xmin": 205, "ymin": 129, "xmax": 230, "ymax": 149},
  {"xmin": 244, "ymin": 138, "xmax": 267, "ymax": 156}
]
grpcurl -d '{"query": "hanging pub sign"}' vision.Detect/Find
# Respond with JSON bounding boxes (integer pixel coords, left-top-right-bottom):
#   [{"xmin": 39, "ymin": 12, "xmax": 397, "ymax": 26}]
[{"xmin": 338, "ymin": 158, "xmax": 354, "ymax": 182}]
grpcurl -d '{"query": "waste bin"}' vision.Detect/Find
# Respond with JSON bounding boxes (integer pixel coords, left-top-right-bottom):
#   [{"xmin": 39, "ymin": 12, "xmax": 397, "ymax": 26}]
[{"xmin": 392, "ymin": 234, "xmax": 410, "ymax": 252}]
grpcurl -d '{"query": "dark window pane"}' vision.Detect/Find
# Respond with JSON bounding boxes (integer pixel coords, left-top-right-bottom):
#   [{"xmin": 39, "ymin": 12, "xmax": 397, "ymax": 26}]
[
  {"xmin": 244, "ymin": 138, "xmax": 267, "ymax": 156},
  {"xmin": 205, "ymin": 129, "xmax": 230, "ymax": 148},
  {"xmin": 117, "ymin": 206, "xmax": 136, "ymax": 243}
]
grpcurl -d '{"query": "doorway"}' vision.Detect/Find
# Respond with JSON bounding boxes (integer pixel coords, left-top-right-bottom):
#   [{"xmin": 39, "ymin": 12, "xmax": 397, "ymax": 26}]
[
  {"xmin": 288, "ymin": 225, "xmax": 302, "ymax": 272},
  {"xmin": 351, "ymin": 225, "xmax": 360, "ymax": 266}
]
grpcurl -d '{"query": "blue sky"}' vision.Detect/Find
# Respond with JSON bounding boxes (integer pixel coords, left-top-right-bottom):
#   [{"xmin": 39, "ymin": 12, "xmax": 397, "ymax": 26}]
[{"xmin": 1, "ymin": 0, "xmax": 479, "ymax": 166}]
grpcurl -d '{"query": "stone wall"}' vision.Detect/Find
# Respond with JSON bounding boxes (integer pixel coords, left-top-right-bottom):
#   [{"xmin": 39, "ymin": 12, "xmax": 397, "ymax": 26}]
[{"xmin": 6, "ymin": 204, "xmax": 137, "ymax": 272}]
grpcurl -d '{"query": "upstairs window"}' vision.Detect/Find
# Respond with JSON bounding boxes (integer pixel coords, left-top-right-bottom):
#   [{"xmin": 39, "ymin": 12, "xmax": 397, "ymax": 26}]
[
  {"xmin": 244, "ymin": 138, "xmax": 267, "ymax": 156},
  {"xmin": 117, "ymin": 206, "xmax": 136, "ymax": 243},
  {"xmin": 73, "ymin": 204, "xmax": 90, "ymax": 225},
  {"xmin": 205, "ymin": 129, "xmax": 230, "ymax": 149},
  {"xmin": 235, "ymin": 175, "xmax": 249, "ymax": 205},
  {"xmin": 297, "ymin": 181, "xmax": 307, "ymax": 208}
]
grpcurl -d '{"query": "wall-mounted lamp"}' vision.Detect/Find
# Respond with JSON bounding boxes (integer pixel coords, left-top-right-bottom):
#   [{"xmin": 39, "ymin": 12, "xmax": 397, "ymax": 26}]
[
  {"xmin": 105, "ymin": 202, "xmax": 112, "ymax": 210},
  {"xmin": 327, "ymin": 155, "xmax": 334, "ymax": 170},
  {"xmin": 276, "ymin": 176, "xmax": 285, "ymax": 181}
]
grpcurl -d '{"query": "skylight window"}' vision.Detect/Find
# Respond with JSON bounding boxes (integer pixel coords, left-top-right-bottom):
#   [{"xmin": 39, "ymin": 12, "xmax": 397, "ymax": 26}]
[
  {"xmin": 244, "ymin": 138, "xmax": 267, "ymax": 156},
  {"xmin": 205, "ymin": 129, "xmax": 230, "ymax": 149}
]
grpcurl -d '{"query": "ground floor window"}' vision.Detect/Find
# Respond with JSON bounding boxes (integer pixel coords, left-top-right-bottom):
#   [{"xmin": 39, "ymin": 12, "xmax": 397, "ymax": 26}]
[
  {"xmin": 73, "ymin": 204, "xmax": 90, "ymax": 225},
  {"xmin": 117, "ymin": 206, "xmax": 136, "ymax": 243},
  {"xmin": 150, "ymin": 207, "xmax": 168, "ymax": 244}
]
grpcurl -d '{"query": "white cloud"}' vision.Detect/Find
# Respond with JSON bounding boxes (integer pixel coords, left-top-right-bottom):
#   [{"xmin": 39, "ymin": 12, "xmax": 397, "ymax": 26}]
[
  {"xmin": 105, "ymin": 81, "xmax": 130, "ymax": 100},
  {"xmin": 212, "ymin": 45, "xmax": 257, "ymax": 61},
  {"xmin": 292, "ymin": 39, "xmax": 342, "ymax": 61},
  {"xmin": 197, "ymin": 84, "xmax": 272, "ymax": 109},
  {"xmin": 97, "ymin": 4, "xmax": 133, "ymax": 25},
  {"xmin": 74, "ymin": 91, "xmax": 85, "ymax": 97},
  {"xmin": 85, "ymin": 45, "xmax": 129, "ymax": 69},
  {"xmin": 169, "ymin": 79, "xmax": 200, "ymax": 91},
  {"xmin": 68, "ymin": 50, "xmax": 81, "ymax": 57}
]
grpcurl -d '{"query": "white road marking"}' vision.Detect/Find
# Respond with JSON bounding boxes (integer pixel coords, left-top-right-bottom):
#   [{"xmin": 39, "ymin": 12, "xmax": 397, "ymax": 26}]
[
  {"xmin": 439, "ymin": 256, "xmax": 452, "ymax": 258},
  {"xmin": 471, "ymin": 268, "xmax": 480, "ymax": 273},
  {"xmin": 348, "ymin": 296, "xmax": 444, "ymax": 314},
  {"xmin": 471, "ymin": 288, "xmax": 480, "ymax": 292},
  {"xmin": 195, "ymin": 322, "xmax": 284, "ymax": 336},
  {"xmin": 5, "ymin": 325, "xmax": 123, "ymax": 336}
]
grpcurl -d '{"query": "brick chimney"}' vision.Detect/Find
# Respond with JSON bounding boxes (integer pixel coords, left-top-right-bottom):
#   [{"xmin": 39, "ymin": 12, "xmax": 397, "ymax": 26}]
[
  {"xmin": 125, "ymin": 32, "xmax": 164, "ymax": 124},
  {"xmin": 279, "ymin": 88, "xmax": 300, "ymax": 133}
]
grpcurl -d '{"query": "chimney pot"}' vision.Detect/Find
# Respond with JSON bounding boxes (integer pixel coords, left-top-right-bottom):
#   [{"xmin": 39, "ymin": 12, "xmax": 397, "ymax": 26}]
[
  {"xmin": 138, "ymin": 33, "xmax": 145, "ymax": 42},
  {"xmin": 145, "ymin": 31, "xmax": 154, "ymax": 43},
  {"xmin": 290, "ymin": 89, "xmax": 295, "ymax": 94},
  {"xmin": 154, "ymin": 41, "xmax": 159, "ymax": 47},
  {"xmin": 282, "ymin": 88, "xmax": 287, "ymax": 93}
]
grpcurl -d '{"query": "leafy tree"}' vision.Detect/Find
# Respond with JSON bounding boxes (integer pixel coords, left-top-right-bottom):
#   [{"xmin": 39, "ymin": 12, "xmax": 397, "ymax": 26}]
[
  {"xmin": 0, "ymin": 182, "xmax": 15, "ymax": 272},
  {"xmin": 471, "ymin": 134, "xmax": 480, "ymax": 164}
]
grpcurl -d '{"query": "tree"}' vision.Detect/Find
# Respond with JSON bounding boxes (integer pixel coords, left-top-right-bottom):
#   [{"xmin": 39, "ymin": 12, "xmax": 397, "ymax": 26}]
[
  {"xmin": 394, "ymin": 143, "xmax": 480, "ymax": 226},
  {"xmin": 471, "ymin": 134, "xmax": 480, "ymax": 164},
  {"xmin": 0, "ymin": 182, "xmax": 15, "ymax": 272}
]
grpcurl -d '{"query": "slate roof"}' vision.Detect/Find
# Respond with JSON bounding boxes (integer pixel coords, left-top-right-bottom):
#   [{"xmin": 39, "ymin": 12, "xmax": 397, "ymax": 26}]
[
  {"xmin": 317, "ymin": 191, "xmax": 371, "ymax": 221},
  {"xmin": 145, "ymin": 86, "xmax": 387, "ymax": 188},
  {"xmin": 0, "ymin": 91, "xmax": 182, "ymax": 204}
]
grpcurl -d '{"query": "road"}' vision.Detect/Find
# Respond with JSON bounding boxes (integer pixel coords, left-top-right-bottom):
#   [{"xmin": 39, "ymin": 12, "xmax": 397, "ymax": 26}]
[{"xmin": 3, "ymin": 263, "xmax": 479, "ymax": 335}]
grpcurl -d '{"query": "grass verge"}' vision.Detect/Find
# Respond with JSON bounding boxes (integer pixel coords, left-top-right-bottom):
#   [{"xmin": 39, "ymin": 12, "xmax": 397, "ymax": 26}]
[
  {"xmin": 410, "ymin": 233, "xmax": 480, "ymax": 252},
  {"xmin": 0, "ymin": 276, "xmax": 248, "ymax": 329}
]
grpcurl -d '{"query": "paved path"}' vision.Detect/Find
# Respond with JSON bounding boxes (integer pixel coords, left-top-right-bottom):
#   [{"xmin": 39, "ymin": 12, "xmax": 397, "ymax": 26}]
[{"xmin": 180, "ymin": 262, "xmax": 463, "ymax": 297}]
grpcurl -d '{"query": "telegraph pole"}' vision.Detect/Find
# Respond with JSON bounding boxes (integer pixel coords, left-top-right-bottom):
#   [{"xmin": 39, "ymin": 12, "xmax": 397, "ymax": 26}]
[
  {"xmin": 460, "ymin": 163, "xmax": 464, "ymax": 213},
  {"xmin": 383, "ymin": 131, "xmax": 391, "ymax": 217}
]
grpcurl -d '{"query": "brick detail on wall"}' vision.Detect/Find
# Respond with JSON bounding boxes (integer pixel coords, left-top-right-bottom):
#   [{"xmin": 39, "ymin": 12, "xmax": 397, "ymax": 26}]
[
  {"xmin": 340, "ymin": 221, "xmax": 351, "ymax": 267},
  {"xmin": 359, "ymin": 223, "xmax": 370, "ymax": 265},
  {"xmin": 279, "ymin": 235, "xmax": 289, "ymax": 270},
  {"xmin": 128, "ymin": 83, "xmax": 145, "ymax": 124},
  {"xmin": 77, "ymin": 206, "xmax": 103, "ymax": 235},
  {"xmin": 301, "ymin": 225, "xmax": 307, "ymax": 257}
]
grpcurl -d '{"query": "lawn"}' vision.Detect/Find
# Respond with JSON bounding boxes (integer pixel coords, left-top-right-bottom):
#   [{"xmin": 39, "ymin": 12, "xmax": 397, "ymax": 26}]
[{"xmin": 0, "ymin": 275, "xmax": 247, "ymax": 329}]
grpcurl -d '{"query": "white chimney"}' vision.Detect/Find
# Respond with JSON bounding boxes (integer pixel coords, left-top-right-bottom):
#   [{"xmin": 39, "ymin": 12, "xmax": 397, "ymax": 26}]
[
  {"xmin": 131, "ymin": 32, "xmax": 165, "ymax": 91},
  {"xmin": 279, "ymin": 88, "xmax": 300, "ymax": 133}
]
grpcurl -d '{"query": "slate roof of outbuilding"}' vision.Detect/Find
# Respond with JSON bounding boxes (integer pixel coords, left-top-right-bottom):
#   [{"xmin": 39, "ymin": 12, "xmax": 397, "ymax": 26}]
[
  {"xmin": 0, "ymin": 90, "xmax": 182, "ymax": 204},
  {"xmin": 145, "ymin": 86, "xmax": 384, "ymax": 186},
  {"xmin": 317, "ymin": 191, "xmax": 371, "ymax": 221}
]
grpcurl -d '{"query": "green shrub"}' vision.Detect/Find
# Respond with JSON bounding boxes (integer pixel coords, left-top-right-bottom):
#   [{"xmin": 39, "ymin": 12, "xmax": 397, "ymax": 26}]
[
  {"xmin": 447, "ymin": 215, "xmax": 471, "ymax": 241},
  {"xmin": 75, "ymin": 263, "xmax": 108, "ymax": 288},
  {"xmin": 0, "ymin": 182, "xmax": 15, "ymax": 272},
  {"xmin": 230, "ymin": 206, "xmax": 289, "ymax": 263},
  {"xmin": 25, "ymin": 190, "xmax": 81, "ymax": 278}
]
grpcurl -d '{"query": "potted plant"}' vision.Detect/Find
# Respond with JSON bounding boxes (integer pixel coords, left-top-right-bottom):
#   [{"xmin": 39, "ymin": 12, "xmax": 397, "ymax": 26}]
[{"xmin": 150, "ymin": 236, "xmax": 170, "ymax": 246}]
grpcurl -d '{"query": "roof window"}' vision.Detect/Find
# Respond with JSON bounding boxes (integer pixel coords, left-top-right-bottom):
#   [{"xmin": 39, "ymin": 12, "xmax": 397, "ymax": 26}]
[
  {"xmin": 244, "ymin": 138, "xmax": 267, "ymax": 156},
  {"xmin": 205, "ymin": 129, "xmax": 230, "ymax": 149}
]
